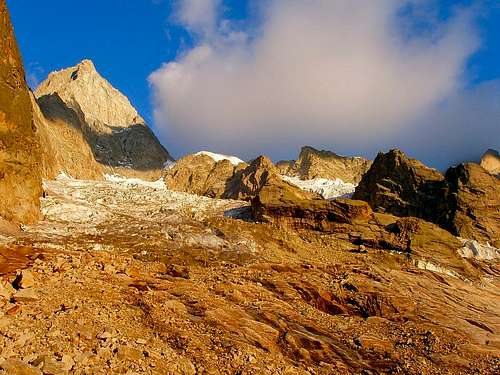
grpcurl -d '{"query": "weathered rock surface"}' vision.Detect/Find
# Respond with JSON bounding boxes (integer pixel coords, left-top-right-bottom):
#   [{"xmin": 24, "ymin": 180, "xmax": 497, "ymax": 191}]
[
  {"xmin": 165, "ymin": 154, "xmax": 309, "ymax": 202},
  {"xmin": 276, "ymin": 146, "xmax": 372, "ymax": 184},
  {"xmin": 480, "ymin": 149, "xmax": 500, "ymax": 177},
  {"xmin": 34, "ymin": 59, "xmax": 173, "ymax": 179},
  {"xmin": 164, "ymin": 153, "xmax": 247, "ymax": 197},
  {"xmin": 353, "ymin": 149, "xmax": 445, "ymax": 219},
  {"xmin": 0, "ymin": 175, "xmax": 495, "ymax": 374},
  {"xmin": 440, "ymin": 163, "xmax": 500, "ymax": 247},
  {"xmin": 0, "ymin": 0, "xmax": 42, "ymax": 223},
  {"xmin": 252, "ymin": 177, "xmax": 372, "ymax": 230}
]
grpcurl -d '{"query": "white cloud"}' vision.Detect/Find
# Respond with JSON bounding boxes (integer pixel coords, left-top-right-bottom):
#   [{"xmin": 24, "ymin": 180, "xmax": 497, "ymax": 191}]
[
  {"xmin": 176, "ymin": 0, "xmax": 221, "ymax": 38},
  {"xmin": 150, "ymin": 0, "xmax": 484, "ymax": 163}
]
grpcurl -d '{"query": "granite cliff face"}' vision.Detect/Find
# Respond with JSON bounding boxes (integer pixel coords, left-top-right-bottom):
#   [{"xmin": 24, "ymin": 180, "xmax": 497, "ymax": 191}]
[
  {"xmin": 0, "ymin": 0, "xmax": 42, "ymax": 223},
  {"xmin": 33, "ymin": 60, "xmax": 173, "ymax": 179},
  {"xmin": 276, "ymin": 146, "xmax": 372, "ymax": 184}
]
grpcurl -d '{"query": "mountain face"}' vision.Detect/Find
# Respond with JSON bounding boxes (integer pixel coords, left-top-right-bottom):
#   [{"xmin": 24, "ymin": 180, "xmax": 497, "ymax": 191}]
[
  {"xmin": 480, "ymin": 149, "xmax": 500, "ymax": 177},
  {"xmin": 354, "ymin": 149, "xmax": 500, "ymax": 247},
  {"xmin": 353, "ymin": 149, "xmax": 445, "ymax": 219},
  {"xmin": 276, "ymin": 146, "xmax": 372, "ymax": 184},
  {"xmin": 33, "ymin": 60, "xmax": 173, "ymax": 179},
  {"xmin": 0, "ymin": 0, "xmax": 42, "ymax": 223}
]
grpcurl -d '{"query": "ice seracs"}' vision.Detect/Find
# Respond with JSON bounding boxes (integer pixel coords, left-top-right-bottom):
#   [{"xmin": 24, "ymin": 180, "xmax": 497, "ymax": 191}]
[{"xmin": 281, "ymin": 176, "xmax": 356, "ymax": 199}]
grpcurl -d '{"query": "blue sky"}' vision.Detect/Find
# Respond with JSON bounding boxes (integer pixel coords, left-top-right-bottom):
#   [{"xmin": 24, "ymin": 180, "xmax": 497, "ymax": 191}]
[{"xmin": 7, "ymin": 0, "xmax": 500, "ymax": 167}]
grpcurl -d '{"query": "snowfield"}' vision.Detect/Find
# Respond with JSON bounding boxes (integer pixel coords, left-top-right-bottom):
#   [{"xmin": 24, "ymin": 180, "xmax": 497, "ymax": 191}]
[
  {"xmin": 195, "ymin": 151, "xmax": 245, "ymax": 166},
  {"xmin": 281, "ymin": 175, "xmax": 356, "ymax": 199}
]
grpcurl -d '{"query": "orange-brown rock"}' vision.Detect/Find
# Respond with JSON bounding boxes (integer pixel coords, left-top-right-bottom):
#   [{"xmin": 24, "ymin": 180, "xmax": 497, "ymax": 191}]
[
  {"xmin": 252, "ymin": 177, "xmax": 373, "ymax": 231},
  {"xmin": 441, "ymin": 163, "xmax": 500, "ymax": 247},
  {"xmin": 0, "ymin": 0, "xmax": 42, "ymax": 223},
  {"xmin": 164, "ymin": 153, "xmax": 246, "ymax": 197},
  {"xmin": 276, "ymin": 146, "xmax": 372, "ymax": 184},
  {"xmin": 353, "ymin": 149, "xmax": 444, "ymax": 219}
]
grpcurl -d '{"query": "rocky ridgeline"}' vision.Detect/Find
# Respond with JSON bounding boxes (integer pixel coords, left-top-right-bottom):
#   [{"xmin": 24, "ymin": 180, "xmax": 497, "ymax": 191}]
[
  {"xmin": 276, "ymin": 146, "xmax": 372, "ymax": 185},
  {"xmin": 33, "ymin": 59, "xmax": 173, "ymax": 180},
  {"xmin": 0, "ymin": 0, "xmax": 42, "ymax": 224},
  {"xmin": 352, "ymin": 149, "xmax": 500, "ymax": 247}
]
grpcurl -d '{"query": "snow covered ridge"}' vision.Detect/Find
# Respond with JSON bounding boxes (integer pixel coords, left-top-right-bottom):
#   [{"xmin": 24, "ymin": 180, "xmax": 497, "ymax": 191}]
[
  {"xmin": 458, "ymin": 238, "xmax": 500, "ymax": 261},
  {"xmin": 282, "ymin": 176, "xmax": 356, "ymax": 199},
  {"xmin": 195, "ymin": 151, "xmax": 245, "ymax": 166}
]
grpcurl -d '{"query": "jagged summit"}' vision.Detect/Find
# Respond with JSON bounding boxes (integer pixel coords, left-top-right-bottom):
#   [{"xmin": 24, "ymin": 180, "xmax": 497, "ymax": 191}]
[
  {"xmin": 33, "ymin": 59, "xmax": 173, "ymax": 179},
  {"xmin": 35, "ymin": 59, "xmax": 145, "ymax": 129},
  {"xmin": 480, "ymin": 148, "xmax": 500, "ymax": 176},
  {"xmin": 276, "ymin": 145, "xmax": 372, "ymax": 184}
]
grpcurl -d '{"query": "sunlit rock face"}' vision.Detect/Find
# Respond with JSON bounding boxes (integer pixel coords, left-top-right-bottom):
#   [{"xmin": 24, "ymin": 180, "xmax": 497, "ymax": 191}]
[
  {"xmin": 34, "ymin": 59, "xmax": 174, "ymax": 180},
  {"xmin": 0, "ymin": 0, "xmax": 42, "ymax": 223}
]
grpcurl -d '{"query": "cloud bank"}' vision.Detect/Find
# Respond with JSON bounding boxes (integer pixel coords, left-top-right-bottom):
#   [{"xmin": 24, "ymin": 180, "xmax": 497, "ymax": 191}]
[{"xmin": 150, "ymin": 0, "xmax": 498, "ymax": 167}]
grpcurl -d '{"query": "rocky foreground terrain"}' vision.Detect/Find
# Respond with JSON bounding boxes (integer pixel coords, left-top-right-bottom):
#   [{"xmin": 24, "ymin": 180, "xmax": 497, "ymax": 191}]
[{"xmin": 0, "ymin": 174, "xmax": 497, "ymax": 374}]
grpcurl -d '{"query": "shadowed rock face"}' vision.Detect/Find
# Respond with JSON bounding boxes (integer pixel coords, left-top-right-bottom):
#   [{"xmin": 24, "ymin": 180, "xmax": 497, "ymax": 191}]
[
  {"xmin": 440, "ymin": 163, "xmax": 500, "ymax": 247},
  {"xmin": 480, "ymin": 149, "xmax": 500, "ymax": 177},
  {"xmin": 33, "ymin": 60, "xmax": 173, "ymax": 180},
  {"xmin": 276, "ymin": 146, "xmax": 372, "ymax": 184},
  {"xmin": 352, "ymin": 149, "xmax": 445, "ymax": 219},
  {"xmin": 0, "ymin": 0, "xmax": 42, "ymax": 223}
]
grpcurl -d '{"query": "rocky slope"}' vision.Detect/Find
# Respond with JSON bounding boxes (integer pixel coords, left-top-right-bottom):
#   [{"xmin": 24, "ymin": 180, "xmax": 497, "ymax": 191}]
[
  {"xmin": 480, "ymin": 149, "xmax": 500, "ymax": 176},
  {"xmin": 165, "ymin": 154, "xmax": 312, "ymax": 202},
  {"xmin": 33, "ymin": 60, "xmax": 173, "ymax": 180},
  {"xmin": 276, "ymin": 146, "xmax": 372, "ymax": 185},
  {"xmin": 164, "ymin": 153, "xmax": 247, "ymax": 198},
  {"xmin": 352, "ymin": 149, "xmax": 445, "ymax": 219},
  {"xmin": 440, "ymin": 163, "xmax": 500, "ymax": 247},
  {"xmin": 354, "ymin": 149, "xmax": 500, "ymax": 247},
  {"xmin": 0, "ymin": 175, "xmax": 496, "ymax": 374},
  {"xmin": 0, "ymin": 0, "xmax": 42, "ymax": 223}
]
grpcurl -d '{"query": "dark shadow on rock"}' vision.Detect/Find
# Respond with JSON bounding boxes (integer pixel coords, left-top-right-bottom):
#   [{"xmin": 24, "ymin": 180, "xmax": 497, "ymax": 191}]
[{"xmin": 36, "ymin": 93, "xmax": 171, "ymax": 172}]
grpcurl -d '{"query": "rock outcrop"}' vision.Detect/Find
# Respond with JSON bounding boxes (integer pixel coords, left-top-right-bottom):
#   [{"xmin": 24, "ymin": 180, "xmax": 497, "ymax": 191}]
[
  {"xmin": 165, "ymin": 154, "xmax": 310, "ymax": 201},
  {"xmin": 164, "ymin": 153, "xmax": 246, "ymax": 198},
  {"xmin": 480, "ymin": 149, "xmax": 500, "ymax": 177},
  {"xmin": 440, "ymin": 163, "xmax": 500, "ymax": 247},
  {"xmin": 352, "ymin": 149, "xmax": 445, "ymax": 219},
  {"xmin": 252, "ymin": 177, "xmax": 373, "ymax": 231},
  {"xmin": 0, "ymin": 0, "xmax": 42, "ymax": 223},
  {"xmin": 276, "ymin": 146, "xmax": 372, "ymax": 184},
  {"xmin": 33, "ymin": 60, "xmax": 173, "ymax": 179}
]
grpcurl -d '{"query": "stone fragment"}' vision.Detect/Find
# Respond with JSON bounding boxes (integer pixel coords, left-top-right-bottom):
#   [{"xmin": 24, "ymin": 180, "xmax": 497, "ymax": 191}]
[
  {"xmin": 0, "ymin": 359, "xmax": 42, "ymax": 375},
  {"xmin": 13, "ymin": 288, "xmax": 38, "ymax": 302}
]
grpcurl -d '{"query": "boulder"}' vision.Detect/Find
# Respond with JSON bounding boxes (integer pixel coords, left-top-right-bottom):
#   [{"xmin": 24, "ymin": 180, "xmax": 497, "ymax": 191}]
[
  {"xmin": 276, "ymin": 146, "xmax": 371, "ymax": 184},
  {"xmin": 352, "ymin": 149, "xmax": 445, "ymax": 219},
  {"xmin": 251, "ymin": 176, "xmax": 373, "ymax": 231},
  {"xmin": 440, "ymin": 163, "xmax": 500, "ymax": 247},
  {"xmin": 0, "ymin": 0, "xmax": 42, "ymax": 223},
  {"xmin": 480, "ymin": 149, "xmax": 500, "ymax": 177}
]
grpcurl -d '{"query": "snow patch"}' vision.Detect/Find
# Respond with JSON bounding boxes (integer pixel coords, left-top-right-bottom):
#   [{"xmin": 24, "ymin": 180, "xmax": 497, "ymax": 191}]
[
  {"xmin": 458, "ymin": 238, "xmax": 500, "ymax": 261},
  {"xmin": 195, "ymin": 151, "xmax": 244, "ymax": 166},
  {"xmin": 104, "ymin": 174, "xmax": 166, "ymax": 190},
  {"xmin": 282, "ymin": 176, "xmax": 356, "ymax": 199},
  {"xmin": 163, "ymin": 160, "xmax": 176, "ymax": 169}
]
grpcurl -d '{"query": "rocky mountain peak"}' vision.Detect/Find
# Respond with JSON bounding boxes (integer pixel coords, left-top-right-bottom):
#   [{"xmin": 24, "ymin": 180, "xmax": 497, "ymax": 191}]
[
  {"xmin": 35, "ymin": 59, "xmax": 144, "ymax": 129},
  {"xmin": 277, "ymin": 146, "xmax": 372, "ymax": 184}
]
